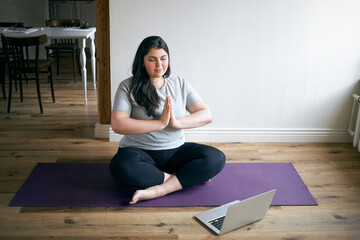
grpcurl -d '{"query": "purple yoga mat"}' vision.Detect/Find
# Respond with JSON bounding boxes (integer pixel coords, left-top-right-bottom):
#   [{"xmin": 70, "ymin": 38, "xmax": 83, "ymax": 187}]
[{"xmin": 9, "ymin": 163, "xmax": 317, "ymax": 207}]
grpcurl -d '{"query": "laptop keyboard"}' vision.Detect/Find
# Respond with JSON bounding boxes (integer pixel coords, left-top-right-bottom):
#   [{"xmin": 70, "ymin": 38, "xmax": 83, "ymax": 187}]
[{"xmin": 209, "ymin": 216, "xmax": 225, "ymax": 231}]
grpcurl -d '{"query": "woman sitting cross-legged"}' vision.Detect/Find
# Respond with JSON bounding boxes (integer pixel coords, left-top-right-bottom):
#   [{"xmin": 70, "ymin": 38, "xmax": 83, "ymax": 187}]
[{"xmin": 109, "ymin": 36, "xmax": 226, "ymax": 205}]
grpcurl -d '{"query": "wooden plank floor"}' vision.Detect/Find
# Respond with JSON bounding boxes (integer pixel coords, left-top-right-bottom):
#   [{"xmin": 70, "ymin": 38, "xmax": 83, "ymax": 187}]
[{"xmin": 0, "ymin": 60, "xmax": 360, "ymax": 239}]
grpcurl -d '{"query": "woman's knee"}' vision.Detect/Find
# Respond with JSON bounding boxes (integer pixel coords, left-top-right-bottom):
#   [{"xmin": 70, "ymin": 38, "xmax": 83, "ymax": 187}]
[
  {"xmin": 209, "ymin": 148, "xmax": 226, "ymax": 173},
  {"xmin": 199, "ymin": 145, "xmax": 226, "ymax": 171},
  {"xmin": 176, "ymin": 145, "xmax": 226, "ymax": 188},
  {"xmin": 109, "ymin": 148, "xmax": 142, "ymax": 187},
  {"xmin": 109, "ymin": 147, "xmax": 163, "ymax": 188},
  {"xmin": 188, "ymin": 144, "xmax": 226, "ymax": 179}
]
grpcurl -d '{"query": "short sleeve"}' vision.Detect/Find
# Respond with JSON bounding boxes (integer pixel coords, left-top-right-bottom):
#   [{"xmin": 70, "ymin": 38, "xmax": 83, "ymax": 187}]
[
  {"xmin": 184, "ymin": 79, "xmax": 202, "ymax": 110},
  {"xmin": 113, "ymin": 78, "xmax": 132, "ymax": 114}
]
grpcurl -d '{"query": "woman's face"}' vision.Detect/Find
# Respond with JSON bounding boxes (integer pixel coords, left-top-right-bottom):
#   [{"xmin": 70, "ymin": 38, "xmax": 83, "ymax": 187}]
[{"xmin": 143, "ymin": 48, "xmax": 168, "ymax": 80}]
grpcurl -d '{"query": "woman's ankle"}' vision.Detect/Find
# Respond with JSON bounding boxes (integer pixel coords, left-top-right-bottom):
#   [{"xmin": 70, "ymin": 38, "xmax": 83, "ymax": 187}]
[{"xmin": 163, "ymin": 172, "xmax": 174, "ymax": 183}]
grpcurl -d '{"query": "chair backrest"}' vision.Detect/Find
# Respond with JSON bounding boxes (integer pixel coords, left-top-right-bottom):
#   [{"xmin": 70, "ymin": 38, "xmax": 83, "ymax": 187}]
[
  {"xmin": 46, "ymin": 19, "xmax": 81, "ymax": 28},
  {"xmin": 0, "ymin": 22, "xmax": 24, "ymax": 54},
  {"xmin": 1, "ymin": 34, "xmax": 47, "ymax": 75}
]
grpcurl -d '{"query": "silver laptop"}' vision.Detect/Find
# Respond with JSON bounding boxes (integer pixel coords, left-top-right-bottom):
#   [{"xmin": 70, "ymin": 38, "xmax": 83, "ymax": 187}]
[{"xmin": 195, "ymin": 189, "xmax": 276, "ymax": 235}]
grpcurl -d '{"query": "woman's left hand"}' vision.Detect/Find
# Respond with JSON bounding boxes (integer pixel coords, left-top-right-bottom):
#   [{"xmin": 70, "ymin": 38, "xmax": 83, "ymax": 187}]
[
  {"xmin": 166, "ymin": 96, "xmax": 212, "ymax": 130},
  {"xmin": 167, "ymin": 96, "xmax": 182, "ymax": 129}
]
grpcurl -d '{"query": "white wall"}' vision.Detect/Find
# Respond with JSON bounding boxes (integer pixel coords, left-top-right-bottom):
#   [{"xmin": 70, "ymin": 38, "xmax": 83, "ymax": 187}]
[
  {"xmin": 109, "ymin": 0, "xmax": 360, "ymax": 142},
  {"xmin": 0, "ymin": 0, "xmax": 48, "ymax": 27}
]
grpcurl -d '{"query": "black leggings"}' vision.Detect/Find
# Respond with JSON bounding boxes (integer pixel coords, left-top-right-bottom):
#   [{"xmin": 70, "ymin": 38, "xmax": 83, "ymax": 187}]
[{"xmin": 109, "ymin": 142, "xmax": 226, "ymax": 189}]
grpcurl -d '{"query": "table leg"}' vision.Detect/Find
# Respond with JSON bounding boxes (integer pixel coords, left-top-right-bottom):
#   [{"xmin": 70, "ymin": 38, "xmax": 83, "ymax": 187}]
[
  {"xmin": 90, "ymin": 34, "xmax": 96, "ymax": 90},
  {"xmin": 79, "ymin": 38, "xmax": 87, "ymax": 105}
]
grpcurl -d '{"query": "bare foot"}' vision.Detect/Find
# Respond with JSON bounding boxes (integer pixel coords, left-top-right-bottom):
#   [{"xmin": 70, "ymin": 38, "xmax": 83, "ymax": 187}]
[
  {"xmin": 129, "ymin": 185, "xmax": 163, "ymax": 205},
  {"xmin": 129, "ymin": 176, "xmax": 182, "ymax": 205}
]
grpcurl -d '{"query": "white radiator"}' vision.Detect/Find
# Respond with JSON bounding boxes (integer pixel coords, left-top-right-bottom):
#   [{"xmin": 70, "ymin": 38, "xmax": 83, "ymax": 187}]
[{"xmin": 347, "ymin": 93, "xmax": 360, "ymax": 152}]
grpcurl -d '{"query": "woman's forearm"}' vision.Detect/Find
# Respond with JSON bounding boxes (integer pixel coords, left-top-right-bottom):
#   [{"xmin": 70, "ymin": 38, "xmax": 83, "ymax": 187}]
[
  {"xmin": 111, "ymin": 111, "xmax": 167, "ymax": 135},
  {"xmin": 112, "ymin": 100, "xmax": 212, "ymax": 134},
  {"xmin": 169, "ymin": 100, "xmax": 213, "ymax": 129},
  {"xmin": 176, "ymin": 108, "xmax": 212, "ymax": 129}
]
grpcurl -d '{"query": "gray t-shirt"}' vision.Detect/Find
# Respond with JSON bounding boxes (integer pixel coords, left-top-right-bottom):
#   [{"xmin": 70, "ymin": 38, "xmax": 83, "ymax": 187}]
[{"xmin": 113, "ymin": 76, "xmax": 202, "ymax": 150}]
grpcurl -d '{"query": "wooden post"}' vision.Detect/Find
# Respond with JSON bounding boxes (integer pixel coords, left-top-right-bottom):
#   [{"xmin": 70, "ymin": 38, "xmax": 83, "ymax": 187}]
[{"xmin": 95, "ymin": 0, "xmax": 111, "ymax": 125}]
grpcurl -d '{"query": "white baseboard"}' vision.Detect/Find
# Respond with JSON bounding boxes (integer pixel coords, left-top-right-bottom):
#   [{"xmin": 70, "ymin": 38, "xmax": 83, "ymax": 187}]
[
  {"xmin": 94, "ymin": 122, "xmax": 111, "ymax": 139},
  {"xmin": 108, "ymin": 127, "xmax": 352, "ymax": 142}
]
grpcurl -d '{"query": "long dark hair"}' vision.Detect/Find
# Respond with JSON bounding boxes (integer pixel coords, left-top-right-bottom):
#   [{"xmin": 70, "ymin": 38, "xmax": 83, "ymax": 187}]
[{"xmin": 130, "ymin": 36, "xmax": 171, "ymax": 117}]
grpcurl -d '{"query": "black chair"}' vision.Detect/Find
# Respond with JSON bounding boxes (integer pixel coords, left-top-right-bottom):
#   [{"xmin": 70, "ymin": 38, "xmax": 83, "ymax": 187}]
[
  {"xmin": 0, "ymin": 56, "xmax": 6, "ymax": 99},
  {"xmin": 45, "ymin": 19, "xmax": 81, "ymax": 83},
  {"xmin": 1, "ymin": 33, "xmax": 55, "ymax": 114},
  {"xmin": 0, "ymin": 22, "xmax": 24, "ymax": 99}
]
